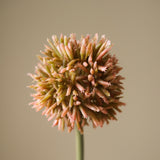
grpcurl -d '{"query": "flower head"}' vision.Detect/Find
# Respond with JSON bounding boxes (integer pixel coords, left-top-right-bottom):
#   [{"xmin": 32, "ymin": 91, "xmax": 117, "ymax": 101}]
[{"xmin": 28, "ymin": 33, "xmax": 125, "ymax": 134}]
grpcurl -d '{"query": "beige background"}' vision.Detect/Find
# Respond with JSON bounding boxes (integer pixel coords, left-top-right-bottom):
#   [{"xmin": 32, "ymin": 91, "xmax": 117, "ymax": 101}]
[{"xmin": 1, "ymin": 0, "xmax": 160, "ymax": 160}]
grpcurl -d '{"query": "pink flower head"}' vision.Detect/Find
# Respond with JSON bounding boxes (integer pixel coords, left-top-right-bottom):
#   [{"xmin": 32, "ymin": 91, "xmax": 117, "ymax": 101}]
[{"xmin": 28, "ymin": 33, "xmax": 125, "ymax": 134}]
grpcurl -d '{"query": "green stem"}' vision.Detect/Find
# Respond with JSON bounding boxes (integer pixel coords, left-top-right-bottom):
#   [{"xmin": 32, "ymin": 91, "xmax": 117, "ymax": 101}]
[{"xmin": 75, "ymin": 127, "xmax": 84, "ymax": 160}]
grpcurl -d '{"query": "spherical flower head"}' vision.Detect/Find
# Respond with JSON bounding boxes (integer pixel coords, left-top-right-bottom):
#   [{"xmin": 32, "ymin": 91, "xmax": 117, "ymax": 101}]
[{"xmin": 28, "ymin": 33, "xmax": 125, "ymax": 134}]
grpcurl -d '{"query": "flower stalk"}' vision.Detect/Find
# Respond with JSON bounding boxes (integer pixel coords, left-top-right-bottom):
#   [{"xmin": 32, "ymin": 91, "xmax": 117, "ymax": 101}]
[{"xmin": 76, "ymin": 126, "xmax": 84, "ymax": 160}]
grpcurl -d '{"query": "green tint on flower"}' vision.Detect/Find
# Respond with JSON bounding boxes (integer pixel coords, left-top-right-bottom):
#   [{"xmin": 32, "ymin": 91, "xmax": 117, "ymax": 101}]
[{"xmin": 28, "ymin": 33, "xmax": 125, "ymax": 134}]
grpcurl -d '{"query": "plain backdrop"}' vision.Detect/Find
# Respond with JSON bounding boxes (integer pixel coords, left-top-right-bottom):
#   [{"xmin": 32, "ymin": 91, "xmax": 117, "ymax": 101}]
[{"xmin": 1, "ymin": 0, "xmax": 160, "ymax": 160}]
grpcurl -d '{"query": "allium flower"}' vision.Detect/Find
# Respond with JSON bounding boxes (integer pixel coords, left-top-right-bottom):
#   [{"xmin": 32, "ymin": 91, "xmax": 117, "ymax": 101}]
[{"xmin": 28, "ymin": 33, "xmax": 125, "ymax": 134}]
